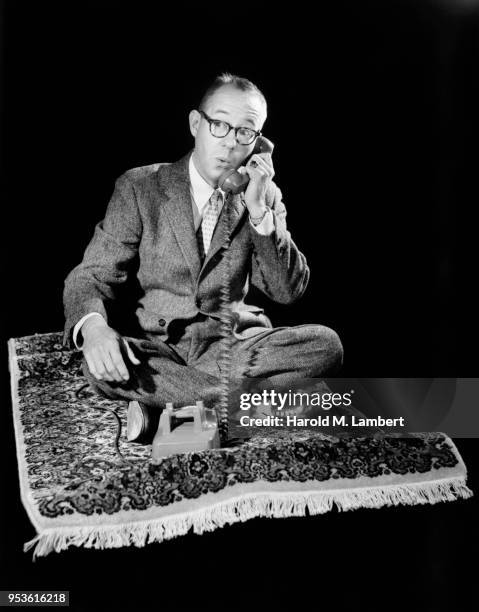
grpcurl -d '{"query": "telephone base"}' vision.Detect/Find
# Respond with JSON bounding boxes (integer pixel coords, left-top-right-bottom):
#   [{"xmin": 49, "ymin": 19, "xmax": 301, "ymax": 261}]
[{"xmin": 151, "ymin": 401, "xmax": 220, "ymax": 462}]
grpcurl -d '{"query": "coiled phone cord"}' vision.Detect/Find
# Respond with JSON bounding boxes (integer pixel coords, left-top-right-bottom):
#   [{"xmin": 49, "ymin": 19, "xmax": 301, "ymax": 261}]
[
  {"xmin": 216, "ymin": 196, "xmax": 233, "ymax": 444},
  {"xmin": 214, "ymin": 140, "xmax": 274, "ymax": 444}
]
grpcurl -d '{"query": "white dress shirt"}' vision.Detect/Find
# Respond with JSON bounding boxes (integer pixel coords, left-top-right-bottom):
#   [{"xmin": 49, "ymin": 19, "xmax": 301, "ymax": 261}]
[{"xmin": 73, "ymin": 156, "xmax": 274, "ymax": 347}]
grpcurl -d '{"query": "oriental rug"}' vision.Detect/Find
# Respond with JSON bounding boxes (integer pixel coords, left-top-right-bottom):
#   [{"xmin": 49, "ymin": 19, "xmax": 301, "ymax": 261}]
[{"xmin": 8, "ymin": 333, "xmax": 473, "ymax": 558}]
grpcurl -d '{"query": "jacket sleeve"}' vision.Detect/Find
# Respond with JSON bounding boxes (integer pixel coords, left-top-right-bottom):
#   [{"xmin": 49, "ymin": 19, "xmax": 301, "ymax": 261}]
[
  {"xmin": 249, "ymin": 183, "xmax": 310, "ymax": 304},
  {"xmin": 63, "ymin": 174, "xmax": 142, "ymax": 347}
]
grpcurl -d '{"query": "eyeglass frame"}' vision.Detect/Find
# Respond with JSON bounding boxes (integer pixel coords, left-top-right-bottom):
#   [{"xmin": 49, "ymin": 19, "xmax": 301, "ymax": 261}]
[{"xmin": 198, "ymin": 109, "xmax": 262, "ymax": 145}]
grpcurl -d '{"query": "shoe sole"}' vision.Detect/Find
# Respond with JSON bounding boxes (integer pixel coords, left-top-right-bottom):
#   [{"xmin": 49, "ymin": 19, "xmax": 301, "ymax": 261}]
[{"xmin": 127, "ymin": 401, "xmax": 147, "ymax": 442}]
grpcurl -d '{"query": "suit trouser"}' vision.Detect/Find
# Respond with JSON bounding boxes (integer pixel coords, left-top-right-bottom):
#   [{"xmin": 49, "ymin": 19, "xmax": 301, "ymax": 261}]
[{"xmin": 83, "ymin": 316, "xmax": 343, "ymax": 411}]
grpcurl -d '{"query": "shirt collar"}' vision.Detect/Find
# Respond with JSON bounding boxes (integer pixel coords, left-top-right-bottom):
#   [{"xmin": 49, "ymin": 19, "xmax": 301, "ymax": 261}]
[{"xmin": 189, "ymin": 155, "xmax": 225, "ymax": 214}]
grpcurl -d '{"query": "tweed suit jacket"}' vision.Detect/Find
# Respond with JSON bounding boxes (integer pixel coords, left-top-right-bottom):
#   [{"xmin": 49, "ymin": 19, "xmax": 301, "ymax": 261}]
[{"xmin": 63, "ymin": 151, "xmax": 310, "ymax": 348}]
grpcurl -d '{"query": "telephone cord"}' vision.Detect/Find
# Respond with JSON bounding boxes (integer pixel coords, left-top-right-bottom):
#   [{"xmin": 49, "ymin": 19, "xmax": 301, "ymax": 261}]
[
  {"xmin": 216, "ymin": 197, "xmax": 233, "ymax": 444},
  {"xmin": 74, "ymin": 383, "xmax": 134, "ymax": 465}
]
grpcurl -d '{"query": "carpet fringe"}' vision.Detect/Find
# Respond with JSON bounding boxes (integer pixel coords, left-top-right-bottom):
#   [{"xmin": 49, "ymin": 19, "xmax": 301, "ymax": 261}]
[{"xmin": 24, "ymin": 476, "xmax": 473, "ymax": 559}]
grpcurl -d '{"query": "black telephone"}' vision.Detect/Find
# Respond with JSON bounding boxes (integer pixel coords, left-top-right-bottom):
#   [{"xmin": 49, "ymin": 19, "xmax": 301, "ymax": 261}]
[{"xmin": 218, "ymin": 136, "xmax": 274, "ymax": 195}]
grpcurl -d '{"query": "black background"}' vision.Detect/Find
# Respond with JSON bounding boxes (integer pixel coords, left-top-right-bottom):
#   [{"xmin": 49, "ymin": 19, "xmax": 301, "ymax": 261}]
[{"xmin": 1, "ymin": 1, "xmax": 478, "ymax": 610}]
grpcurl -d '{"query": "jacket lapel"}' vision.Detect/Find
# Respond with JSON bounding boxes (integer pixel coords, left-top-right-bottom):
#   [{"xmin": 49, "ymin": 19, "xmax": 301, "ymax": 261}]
[
  {"xmin": 161, "ymin": 152, "xmax": 202, "ymax": 284},
  {"xmin": 160, "ymin": 151, "xmax": 248, "ymax": 284}
]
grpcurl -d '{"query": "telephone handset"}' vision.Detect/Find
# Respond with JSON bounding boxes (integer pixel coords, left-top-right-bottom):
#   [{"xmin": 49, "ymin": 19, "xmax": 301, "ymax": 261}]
[{"xmin": 218, "ymin": 136, "xmax": 274, "ymax": 195}]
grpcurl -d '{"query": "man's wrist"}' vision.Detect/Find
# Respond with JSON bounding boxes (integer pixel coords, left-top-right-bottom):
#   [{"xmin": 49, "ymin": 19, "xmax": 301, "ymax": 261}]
[
  {"xmin": 81, "ymin": 314, "xmax": 107, "ymax": 338},
  {"xmin": 73, "ymin": 312, "xmax": 106, "ymax": 349}
]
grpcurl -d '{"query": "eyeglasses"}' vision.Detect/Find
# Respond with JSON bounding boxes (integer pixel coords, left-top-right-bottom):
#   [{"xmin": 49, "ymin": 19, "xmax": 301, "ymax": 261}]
[{"xmin": 198, "ymin": 110, "xmax": 261, "ymax": 146}]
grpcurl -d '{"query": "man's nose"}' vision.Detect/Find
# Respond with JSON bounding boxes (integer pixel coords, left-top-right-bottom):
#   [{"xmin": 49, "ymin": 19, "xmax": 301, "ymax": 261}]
[{"xmin": 222, "ymin": 129, "xmax": 238, "ymax": 149}]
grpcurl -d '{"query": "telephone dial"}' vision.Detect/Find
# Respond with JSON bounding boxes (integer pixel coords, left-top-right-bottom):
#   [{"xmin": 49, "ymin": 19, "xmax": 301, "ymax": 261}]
[{"xmin": 218, "ymin": 136, "xmax": 275, "ymax": 194}]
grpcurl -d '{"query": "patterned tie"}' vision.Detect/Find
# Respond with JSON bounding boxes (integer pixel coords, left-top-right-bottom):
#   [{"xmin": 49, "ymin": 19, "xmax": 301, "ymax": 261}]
[{"xmin": 199, "ymin": 189, "xmax": 223, "ymax": 259}]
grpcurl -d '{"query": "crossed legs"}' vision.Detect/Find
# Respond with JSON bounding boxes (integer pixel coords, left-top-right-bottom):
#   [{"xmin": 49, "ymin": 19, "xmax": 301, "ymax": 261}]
[{"xmin": 83, "ymin": 321, "xmax": 344, "ymax": 411}]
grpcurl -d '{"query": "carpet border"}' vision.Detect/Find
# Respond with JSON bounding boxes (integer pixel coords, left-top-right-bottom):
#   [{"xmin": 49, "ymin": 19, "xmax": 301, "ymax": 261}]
[
  {"xmin": 8, "ymin": 337, "xmax": 45, "ymax": 539},
  {"xmin": 22, "ymin": 477, "xmax": 472, "ymax": 558}
]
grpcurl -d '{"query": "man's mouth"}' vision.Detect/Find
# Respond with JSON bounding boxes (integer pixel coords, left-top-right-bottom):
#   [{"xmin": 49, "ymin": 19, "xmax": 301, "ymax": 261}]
[{"xmin": 215, "ymin": 157, "xmax": 232, "ymax": 166}]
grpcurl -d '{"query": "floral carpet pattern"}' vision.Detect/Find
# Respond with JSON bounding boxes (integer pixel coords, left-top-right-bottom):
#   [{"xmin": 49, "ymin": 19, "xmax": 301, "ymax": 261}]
[{"xmin": 8, "ymin": 333, "xmax": 473, "ymax": 557}]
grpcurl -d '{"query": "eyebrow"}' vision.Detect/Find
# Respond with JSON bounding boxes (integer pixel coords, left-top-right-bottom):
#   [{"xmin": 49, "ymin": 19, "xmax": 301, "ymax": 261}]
[{"xmin": 211, "ymin": 109, "xmax": 257, "ymax": 128}]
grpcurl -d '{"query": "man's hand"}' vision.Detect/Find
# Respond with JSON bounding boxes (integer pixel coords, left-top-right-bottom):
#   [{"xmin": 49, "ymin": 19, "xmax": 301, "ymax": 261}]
[
  {"xmin": 241, "ymin": 152, "xmax": 275, "ymax": 217},
  {"xmin": 81, "ymin": 315, "xmax": 140, "ymax": 382}
]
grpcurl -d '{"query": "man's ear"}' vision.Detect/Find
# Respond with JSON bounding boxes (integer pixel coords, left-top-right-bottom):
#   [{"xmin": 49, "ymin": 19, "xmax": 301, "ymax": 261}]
[{"xmin": 189, "ymin": 109, "xmax": 201, "ymax": 137}]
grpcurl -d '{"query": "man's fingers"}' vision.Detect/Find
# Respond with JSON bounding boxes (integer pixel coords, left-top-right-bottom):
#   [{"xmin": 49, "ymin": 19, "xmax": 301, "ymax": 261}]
[
  {"xmin": 100, "ymin": 347, "xmax": 125, "ymax": 382},
  {"xmin": 248, "ymin": 154, "xmax": 274, "ymax": 177},
  {"xmin": 123, "ymin": 338, "xmax": 141, "ymax": 365},
  {"xmin": 84, "ymin": 353, "xmax": 99, "ymax": 380},
  {"xmin": 82, "ymin": 327, "xmax": 135, "ymax": 382},
  {"xmin": 245, "ymin": 162, "xmax": 263, "ymax": 179},
  {"xmin": 249, "ymin": 153, "xmax": 273, "ymax": 171},
  {"xmin": 109, "ymin": 345, "xmax": 130, "ymax": 381},
  {"xmin": 90, "ymin": 350, "xmax": 115, "ymax": 381},
  {"xmin": 256, "ymin": 151, "xmax": 273, "ymax": 164}
]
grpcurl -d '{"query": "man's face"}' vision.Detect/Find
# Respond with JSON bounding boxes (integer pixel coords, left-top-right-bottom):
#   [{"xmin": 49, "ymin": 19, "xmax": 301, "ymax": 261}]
[{"xmin": 189, "ymin": 84, "xmax": 267, "ymax": 187}]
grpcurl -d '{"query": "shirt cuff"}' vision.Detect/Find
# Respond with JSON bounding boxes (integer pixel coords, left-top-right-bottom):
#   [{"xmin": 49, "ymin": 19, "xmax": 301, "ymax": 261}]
[
  {"xmin": 249, "ymin": 208, "xmax": 274, "ymax": 236},
  {"xmin": 73, "ymin": 312, "xmax": 106, "ymax": 349}
]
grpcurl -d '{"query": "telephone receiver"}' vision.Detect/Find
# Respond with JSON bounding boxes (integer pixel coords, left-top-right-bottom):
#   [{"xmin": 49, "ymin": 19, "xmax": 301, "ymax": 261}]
[{"xmin": 218, "ymin": 136, "xmax": 274, "ymax": 195}]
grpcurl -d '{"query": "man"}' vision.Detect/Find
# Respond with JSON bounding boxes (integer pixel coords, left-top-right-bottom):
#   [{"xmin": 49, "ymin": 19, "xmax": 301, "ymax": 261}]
[{"xmin": 63, "ymin": 73, "xmax": 343, "ymax": 441}]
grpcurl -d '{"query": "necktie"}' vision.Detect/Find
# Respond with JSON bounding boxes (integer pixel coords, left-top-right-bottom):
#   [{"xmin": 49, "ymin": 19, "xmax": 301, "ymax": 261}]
[{"xmin": 199, "ymin": 189, "xmax": 223, "ymax": 259}]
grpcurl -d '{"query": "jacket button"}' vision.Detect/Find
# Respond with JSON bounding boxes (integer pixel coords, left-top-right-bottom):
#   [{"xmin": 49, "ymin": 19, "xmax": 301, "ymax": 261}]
[{"xmin": 158, "ymin": 318, "xmax": 166, "ymax": 327}]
